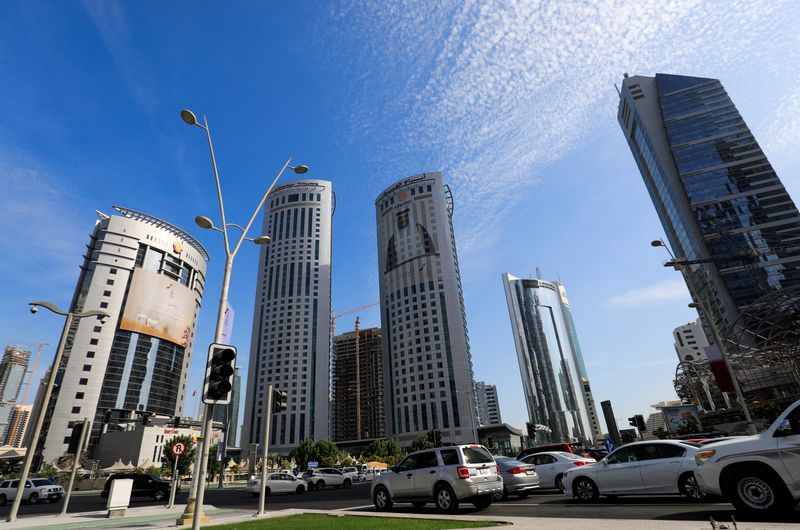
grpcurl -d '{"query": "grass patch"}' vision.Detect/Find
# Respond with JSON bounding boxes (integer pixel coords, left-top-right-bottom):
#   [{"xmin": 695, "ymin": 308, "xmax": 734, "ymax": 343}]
[{"xmin": 209, "ymin": 513, "xmax": 502, "ymax": 529}]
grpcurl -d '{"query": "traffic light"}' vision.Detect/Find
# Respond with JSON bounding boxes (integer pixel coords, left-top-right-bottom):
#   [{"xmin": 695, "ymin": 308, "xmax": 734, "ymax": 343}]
[
  {"xmin": 628, "ymin": 416, "xmax": 637, "ymax": 428},
  {"xmin": 635, "ymin": 414, "xmax": 647, "ymax": 432},
  {"xmin": 102, "ymin": 410, "xmax": 112, "ymax": 424},
  {"xmin": 141, "ymin": 412, "xmax": 150, "ymax": 426},
  {"xmin": 66, "ymin": 423, "xmax": 85, "ymax": 454},
  {"xmin": 173, "ymin": 416, "xmax": 181, "ymax": 428},
  {"xmin": 203, "ymin": 343, "xmax": 237, "ymax": 405},
  {"xmin": 272, "ymin": 389, "xmax": 288, "ymax": 413}
]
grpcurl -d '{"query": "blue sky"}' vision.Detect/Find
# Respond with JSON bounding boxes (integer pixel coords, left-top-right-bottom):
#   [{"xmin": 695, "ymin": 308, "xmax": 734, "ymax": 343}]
[{"xmin": 2, "ymin": 1, "xmax": 799, "ymax": 436}]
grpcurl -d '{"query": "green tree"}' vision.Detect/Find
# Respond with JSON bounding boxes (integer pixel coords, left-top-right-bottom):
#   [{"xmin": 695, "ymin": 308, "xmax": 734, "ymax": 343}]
[
  {"xmin": 207, "ymin": 443, "xmax": 221, "ymax": 481},
  {"xmin": 161, "ymin": 435, "xmax": 196, "ymax": 478},
  {"xmin": 410, "ymin": 433, "xmax": 433, "ymax": 452},
  {"xmin": 36, "ymin": 463, "xmax": 59, "ymax": 479},
  {"xmin": 341, "ymin": 454, "xmax": 354, "ymax": 467},
  {"xmin": 315, "ymin": 439, "xmax": 341, "ymax": 467},
  {"xmin": 289, "ymin": 439, "xmax": 316, "ymax": 470}
]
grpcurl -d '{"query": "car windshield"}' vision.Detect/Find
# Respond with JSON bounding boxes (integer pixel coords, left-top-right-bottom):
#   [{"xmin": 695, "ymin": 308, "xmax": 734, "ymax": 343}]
[
  {"xmin": 461, "ymin": 446, "xmax": 494, "ymax": 464},
  {"xmin": 32, "ymin": 479, "xmax": 50, "ymax": 486}
]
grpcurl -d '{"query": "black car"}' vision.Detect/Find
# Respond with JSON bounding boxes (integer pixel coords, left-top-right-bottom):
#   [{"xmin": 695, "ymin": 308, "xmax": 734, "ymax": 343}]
[{"xmin": 101, "ymin": 473, "xmax": 174, "ymax": 501}]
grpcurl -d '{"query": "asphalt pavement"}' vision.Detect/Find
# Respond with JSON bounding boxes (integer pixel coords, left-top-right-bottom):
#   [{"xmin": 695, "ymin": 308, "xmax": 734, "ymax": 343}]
[{"xmin": 1, "ymin": 482, "xmax": 798, "ymax": 526}]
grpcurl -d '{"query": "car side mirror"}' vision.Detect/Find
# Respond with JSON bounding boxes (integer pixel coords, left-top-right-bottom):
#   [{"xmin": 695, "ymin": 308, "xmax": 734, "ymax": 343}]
[
  {"xmin": 774, "ymin": 418, "xmax": 793, "ymax": 437},
  {"xmin": 389, "ymin": 466, "xmax": 396, "ymax": 473}
]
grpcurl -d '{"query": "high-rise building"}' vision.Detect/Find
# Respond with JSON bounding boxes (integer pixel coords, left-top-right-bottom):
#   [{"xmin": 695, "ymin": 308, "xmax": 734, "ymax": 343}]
[
  {"xmin": 475, "ymin": 381, "xmax": 502, "ymax": 426},
  {"xmin": 673, "ymin": 319, "xmax": 710, "ymax": 363},
  {"xmin": 241, "ymin": 180, "xmax": 333, "ymax": 454},
  {"xmin": 502, "ymin": 274, "xmax": 601, "ymax": 444},
  {"xmin": 332, "ymin": 324, "xmax": 385, "ymax": 442},
  {"xmin": 376, "ymin": 172, "xmax": 478, "ymax": 445},
  {"xmin": 0, "ymin": 345, "xmax": 30, "ymax": 440},
  {"xmin": 212, "ymin": 367, "xmax": 241, "ymax": 448},
  {"xmin": 38, "ymin": 206, "xmax": 208, "ymax": 464},
  {"xmin": 618, "ymin": 73, "xmax": 800, "ymax": 334},
  {"xmin": 4, "ymin": 405, "xmax": 32, "ymax": 448}
]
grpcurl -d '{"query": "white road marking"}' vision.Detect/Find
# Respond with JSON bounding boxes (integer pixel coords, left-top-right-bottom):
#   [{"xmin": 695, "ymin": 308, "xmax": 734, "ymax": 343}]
[{"xmin": 341, "ymin": 504, "xmax": 376, "ymax": 511}]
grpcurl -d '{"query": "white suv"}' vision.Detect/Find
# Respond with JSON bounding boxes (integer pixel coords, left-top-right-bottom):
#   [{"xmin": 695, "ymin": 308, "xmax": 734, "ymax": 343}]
[
  {"xmin": 0, "ymin": 478, "xmax": 64, "ymax": 504},
  {"xmin": 372, "ymin": 444, "xmax": 502, "ymax": 513},
  {"xmin": 303, "ymin": 468, "xmax": 352, "ymax": 490},
  {"xmin": 694, "ymin": 399, "xmax": 800, "ymax": 514}
]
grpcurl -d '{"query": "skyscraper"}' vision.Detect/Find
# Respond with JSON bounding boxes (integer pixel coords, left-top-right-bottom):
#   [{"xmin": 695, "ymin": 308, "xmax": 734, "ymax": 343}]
[
  {"xmin": 39, "ymin": 206, "xmax": 208, "ymax": 463},
  {"xmin": 332, "ymin": 324, "xmax": 385, "ymax": 442},
  {"xmin": 475, "ymin": 381, "xmax": 502, "ymax": 426},
  {"xmin": 241, "ymin": 180, "xmax": 333, "ymax": 454},
  {"xmin": 0, "ymin": 345, "xmax": 30, "ymax": 440},
  {"xmin": 502, "ymin": 274, "xmax": 600, "ymax": 444},
  {"xmin": 4, "ymin": 405, "xmax": 32, "ymax": 448},
  {"xmin": 673, "ymin": 319, "xmax": 710, "ymax": 363},
  {"xmin": 376, "ymin": 172, "xmax": 478, "ymax": 445},
  {"xmin": 618, "ymin": 73, "xmax": 800, "ymax": 334}
]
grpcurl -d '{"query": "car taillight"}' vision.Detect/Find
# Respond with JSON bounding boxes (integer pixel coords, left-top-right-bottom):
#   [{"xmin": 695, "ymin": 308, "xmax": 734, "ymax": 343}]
[
  {"xmin": 695, "ymin": 449, "xmax": 716, "ymax": 466},
  {"xmin": 574, "ymin": 461, "xmax": 588, "ymax": 466},
  {"xmin": 496, "ymin": 464, "xmax": 500, "ymax": 475},
  {"xmin": 508, "ymin": 467, "xmax": 526, "ymax": 475},
  {"xmin": 457, "ymin": 466, "xmax": 470, "ymax": 479}
]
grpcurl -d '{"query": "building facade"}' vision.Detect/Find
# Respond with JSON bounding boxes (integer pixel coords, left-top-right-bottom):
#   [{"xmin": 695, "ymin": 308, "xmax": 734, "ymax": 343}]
[
  {"xmin": 618, "ymin": 73, "xmax": 800, "ymax": 335},
  {"xmin": 0, "ymin": 346, "xmax": 30, "ymax": 440},
  {"xmin": 38, "ymin": 206, "xmax": 208, "ymax": 464},
  {"xmin": 475, "ymin": 381, "xmax": 502, "ymax": 426},
  {"xmin": 241, "ymin": 180, "xmax": 333, "ymax": 454},
  {"xmin": 673, "ymin": 319, "xmax": 710, "ymax": 363},
  {"xmin": 332, "ymin": 324, "xmax": 385, "ymax": 442},
  {"xmin": 4, "ymin": 405, "xmax": 32, "ymax": 448},
  {"xmin": 502, "ymin": 274, "xmax": 600, "ymax": 445},
  {"xmin": 376, "ymin": 172, "xmax": 478, "ymax": 445}
]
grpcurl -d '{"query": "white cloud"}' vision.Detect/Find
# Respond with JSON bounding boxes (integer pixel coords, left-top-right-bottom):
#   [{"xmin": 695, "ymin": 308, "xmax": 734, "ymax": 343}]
[{"xmin": 607, "ymin": 279, "xmax": 689, "ymax": 307}]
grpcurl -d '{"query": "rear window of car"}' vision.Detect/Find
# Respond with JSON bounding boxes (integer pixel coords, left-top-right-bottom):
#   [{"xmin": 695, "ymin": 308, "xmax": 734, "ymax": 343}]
[
  {"xmin": 461, "ymin": 446, "xmax": 493, "ymax": 464},
  {"xmin": 496, "ymin": 457, "xmax": 526, "ymax": 469},
  {"xmin": 32, "ymin": 479, "xmax": 50, "ymax": 486}
]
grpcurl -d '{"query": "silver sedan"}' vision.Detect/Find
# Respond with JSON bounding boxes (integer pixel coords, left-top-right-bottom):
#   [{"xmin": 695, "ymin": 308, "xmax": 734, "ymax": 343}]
[{"xmin": 493, "ymin": 456, "xmax": 540, "ymax": 500}]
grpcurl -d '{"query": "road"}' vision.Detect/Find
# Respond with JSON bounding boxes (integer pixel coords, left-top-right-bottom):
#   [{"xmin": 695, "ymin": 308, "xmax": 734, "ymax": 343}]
[{"xmin": 1, "ymin": 483, "xmax": 798, "ymax": 524}]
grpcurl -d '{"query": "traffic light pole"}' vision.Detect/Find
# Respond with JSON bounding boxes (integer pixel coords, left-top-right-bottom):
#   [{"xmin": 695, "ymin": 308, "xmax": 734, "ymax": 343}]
[{"xmin": 256, "ymin": 385, "xmax": 274, "ymax": 517}]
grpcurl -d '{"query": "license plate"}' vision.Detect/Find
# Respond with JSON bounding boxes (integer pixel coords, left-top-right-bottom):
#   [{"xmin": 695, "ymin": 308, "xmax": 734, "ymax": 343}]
[
  {"xmin": 479, "ymin": 468, "xmax": 490, "ymax": 475},
  {"xmin": 526, "ymin": 470, "xmax": 535, "ymax": 476}
]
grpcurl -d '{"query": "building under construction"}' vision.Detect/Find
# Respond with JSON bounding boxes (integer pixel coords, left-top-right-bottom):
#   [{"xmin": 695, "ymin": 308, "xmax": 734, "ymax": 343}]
[{"xmin": 332, "ymin": 322, "xmax": 385, "ymax": 442}]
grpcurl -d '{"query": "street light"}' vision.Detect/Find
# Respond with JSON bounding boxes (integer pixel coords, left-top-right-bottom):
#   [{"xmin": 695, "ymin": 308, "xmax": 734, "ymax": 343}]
[
  {"xmin": 651, "ymin": 238, "xmax": 757, "ymax": 435},
  {"xmin": 7, "ymin": 302, "xmax": 109, "ymax": 523},
  {"xmin": 180, "ymin": 108, "xmax": 308, "ymax": 529}
]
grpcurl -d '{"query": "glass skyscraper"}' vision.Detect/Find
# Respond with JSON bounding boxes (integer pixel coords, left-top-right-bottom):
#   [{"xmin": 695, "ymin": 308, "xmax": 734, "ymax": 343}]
[{"xmin": 618, "ymin": 73, "xmax": 800, "ymax": 333}]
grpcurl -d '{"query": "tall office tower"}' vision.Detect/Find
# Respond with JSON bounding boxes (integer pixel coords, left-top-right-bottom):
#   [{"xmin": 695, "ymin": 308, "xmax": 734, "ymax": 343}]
[
  {"xmin": 241, "ymin": 180, "xmax": 333, "ymax": 454},
  {"xmin": 38, "ymin": 206, "xmax": 208, "ymax": 464},
  {"xmin": 332, "ymin": 325, "xmax": 385, "ymax": 442},
  {"xmin": 376, "ymin": 172, "xmax": 478, "ymax": 445},
  {"xmin": 212, "ymin": 367, "xmax": 241, "ymax": 447},
  {"xmin": 673, "ymin": 319, "xmax": 711, "ymax": 363},
  {"xmin": 502, "ymin": 274, "xmax": 601, "ymax": 445},
  {"xmin": 475, "ymin": 381, "xmax": 502, "ymax": 426},
  {"xmin": 0, "ymin": 346, "xmax": 31, "ymax": 440},
  {"xmin": 4, "ymin": 405, "xmax": 32, "ymax": 447},
  {"xmin": 618, "ymin": 73, "xmax": 800, "ymax": 335}
]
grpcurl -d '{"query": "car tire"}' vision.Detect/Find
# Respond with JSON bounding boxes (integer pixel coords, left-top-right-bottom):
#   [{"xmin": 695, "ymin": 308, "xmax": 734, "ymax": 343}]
[
  {"xmin": 296, "ymin": 485, "xmax": 305, "ymax": 495},
  {"xmin": 265, "ymin": 487, "xmax": 271, "ymax": 496},
  {"xmin": 49, "ymin": 497, "xmax": 60, "ymax": 503},
  {"xmin": 573, "ymin": 478, "xmax": 599, "ymax": 503},
  {"xmin": 0, "ymin": 494, "xmax": 6, "ymax": 506},
  {"xmin": 411, "ymin": 500, "xmax": 426, "ymax": 509},
  {"xmin": 555, "ymin": 474, "xmax": 565, "ymax": 493},
  {"xmin": 727, "ymin": 466, "xmax": 790, "ymax": 514},
  {"xmin": 517, "ymin": 491, "xmax": 530, "ymax": 499},
  {"xmin": 492, "ymin": 488, "xmax": 507, "ymax": 501},
  {"xmin": 343, "ymin": 478, "xmax": 352, "ymax": 489},
  {"xmin": 153, "ymin": 490, "xmax": 165, "ymax": 501},
  {"xmin": 28, "ymin": 492, "xmax": 39, "ymax": 505},
  {"xmin": 307, "ymin": 482, "xmax": 315, "ymax": 492},
  {"xmin": 678, "ymin": 472, "xmax": 706, "ymax": 501},
  {"xmin": 316, "ymin": 480, "xmax": 325, "ymax": 490},
  {"xmin": 472, "ymin": 496, "xmax": 493, "ymax": 510},
  {"xmin": 434, "ymin": 484, "xmax": 459, "ymax": 514},
  {"xmin": 373, "ymin": 486, "xmax": 392, "ymax": 511},
  {"xmin": 251, "ymin": 492, "xmax": 259, "ymax": 497}
]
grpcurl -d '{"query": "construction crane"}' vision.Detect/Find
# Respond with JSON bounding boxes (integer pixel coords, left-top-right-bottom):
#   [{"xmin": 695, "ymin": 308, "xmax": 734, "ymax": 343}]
[
  {"xmin": 330, "ymin": 302, "xmax": 379, "ymax": 336},
  {"xmin": 21, "ymin": 342, "xmax": 48, "ymax": 403}
]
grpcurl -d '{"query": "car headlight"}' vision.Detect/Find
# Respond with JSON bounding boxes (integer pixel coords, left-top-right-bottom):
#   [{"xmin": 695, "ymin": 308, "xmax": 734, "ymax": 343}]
[{"xmin": 695, "ymin": 449, "xmax": 716, "ymax": 466}]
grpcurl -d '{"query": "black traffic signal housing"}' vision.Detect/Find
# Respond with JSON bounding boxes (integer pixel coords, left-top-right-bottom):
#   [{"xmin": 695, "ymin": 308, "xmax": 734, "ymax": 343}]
[
  {"xmin": 141, "ymin": 412, "xmax": 150, "ymax": 426},
  {"xmin": 66, "ymin": 423, "xmax": 85, "ymax": 454},
  {"xmin": 628, "ymin": 416, "xmax": 637, "ymax": 429},
  {"xmin": 272, "ymin": 389, "xmax": 288, "ymax": 413},
  {"xmin": 426, "ymin": 429, "xmax": 443, "ymax": 447},
  {"xmin": 173, "ymin": 416, "xmax": 181, "ymax": 428},
  {"xmin": 635, "ymin": 414, "xmax": 647, "ymax": 432},
  {"xmin": 203, "ymin": 343, "xmax": 237, "ymax": 405}
]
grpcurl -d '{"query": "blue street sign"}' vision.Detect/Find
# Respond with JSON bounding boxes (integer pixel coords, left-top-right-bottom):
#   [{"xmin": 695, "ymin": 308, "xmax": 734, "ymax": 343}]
[
  {"xmin": 604, "ymin": 438, "xmax": 615, "ymax": 453},
  {"xmin": 308, "ymin": 461, "xmax": 318, "ymax": 468}
]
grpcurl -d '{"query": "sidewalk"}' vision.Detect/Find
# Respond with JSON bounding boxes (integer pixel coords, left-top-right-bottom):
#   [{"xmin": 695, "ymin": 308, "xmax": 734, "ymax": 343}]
[{"xmin": 4, "ymin": 505, "xmax": 796, "ymax": 530}]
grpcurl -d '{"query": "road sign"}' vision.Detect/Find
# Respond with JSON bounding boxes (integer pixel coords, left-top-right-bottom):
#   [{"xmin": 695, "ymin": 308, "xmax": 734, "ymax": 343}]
[
  {"xmin": 308, "ymin": 461, "xmax": 318, "ymax": 468},
  {"xmin": 172, "ymin": 442, "xmax": 186, "ymax": 456},
  {"xmin": 604, "ymin": 438, "xmax": 615, "ymax": 453}
]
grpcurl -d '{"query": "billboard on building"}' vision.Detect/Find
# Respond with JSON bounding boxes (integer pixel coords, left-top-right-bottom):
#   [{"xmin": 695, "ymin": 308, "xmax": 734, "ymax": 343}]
[
  {"xmin": 661, "ymin": 405, "xmax": 702, "ymax": 433},
  {"xmin": 120, "ymin": 269, "xmax": 195, "ymax": 347}
]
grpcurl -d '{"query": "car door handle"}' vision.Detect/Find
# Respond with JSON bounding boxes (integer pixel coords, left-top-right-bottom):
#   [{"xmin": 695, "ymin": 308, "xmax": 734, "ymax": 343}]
[
  {"xmin": 407, "ymin": 473, "xmax": 413, "ymax": 478},
  {"xmin": 429, "ymin": 470, "xmax": 436, "ymax": 474}
]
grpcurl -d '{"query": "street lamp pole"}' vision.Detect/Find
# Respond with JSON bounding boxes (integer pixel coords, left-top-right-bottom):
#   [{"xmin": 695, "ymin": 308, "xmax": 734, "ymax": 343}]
[
  {"xmin": 179, "ymin": 109, "xmax": 308, "ymax": 529},
  {"xmin": 652, "ymin": 239, "xmax": 757, "ymax": 435},
  {"xmin": 7, "ymin": 303, "xmax": 109, "ymax": 523}
]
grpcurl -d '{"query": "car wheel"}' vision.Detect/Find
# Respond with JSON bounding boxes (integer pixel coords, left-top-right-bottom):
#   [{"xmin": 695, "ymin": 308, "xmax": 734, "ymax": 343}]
[
  {"xmin": 434, "ymin": 484, "xmax": 459, "ymax": 513},
  {"xmin": 28, "ymin": 492, "xmax": 39, "ymax": 505},
  {"xmin": 679, "ymin": 473, "xmax": 706, "ymax": 501},
  {"xmin": 49, "ymin": 497, "xmax": 60, "ymax": 503},
  {"xmin": 373, "ymin": 486, "xmax": 392, "ymax": 511},
  {"xmin": 251, "ymin": 492, "xmax": 259, "ymax": 497},
  {"xmin": 296, "ymin": 485, "xmax": 305, "ymax": 495},
  {"xmin": 492, "ymin": 488, "xmax": 507, "ymax": 501},
  {"xmin": 517, "ymin": 491, "xmax": 530, "ymax": 499},
  {"xmin": 265, "ymin": 487, "xmax": 271, "ymax": 496},
  {"xmin": 307, "ymin": 481, "xmax": 315, "ymax": 491},
  {"xmin": 472, "ymin": 495, "xmax": 493, "ymax": 510},
  {"xmin": 573, "ymin": 478, "xmax": 599, "ymax": 503},
  {"xmin": 0, "ymin": 494, "xmax": 6, "ymax": 506},
  {"xmin": 153, "ymin": 490, "xmax": 165, "ymax": 501},
  {"xmin": 343, "ymin": 478, "xmax": 352, "ymax": 489},
  {"xmin": 555, "ymin": 474, "xmax": 565, "ymax": 493},
  {"xmin": 411, "ymin": 500, "xmax": 426, "ymax": 509},
  {"xmin": 316, "ymin": 480, "xmax": 325, "ymax": 490},
  {"xmin": 728, "ymin": 466, "xmax": 789, "ymax": 514}
]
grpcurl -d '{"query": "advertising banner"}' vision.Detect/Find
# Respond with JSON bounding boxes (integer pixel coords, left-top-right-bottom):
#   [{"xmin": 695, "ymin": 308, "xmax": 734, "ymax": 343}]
[
  {"xmin": 705, "ymin": 344, "xmax": 735, "ymax": 392},
  {"xmin": 120, "ymin": 269, "xmax": 195, "ymax": 347},
  {"xmin": 661, "ymin": 405, "xmax": 702, "ymax": 433}
]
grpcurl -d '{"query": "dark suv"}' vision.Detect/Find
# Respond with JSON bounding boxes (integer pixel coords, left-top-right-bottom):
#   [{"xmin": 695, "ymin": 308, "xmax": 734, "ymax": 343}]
[{"xmin": 101, "ymin": 473, "xmax": 174, "ymax": 501}]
